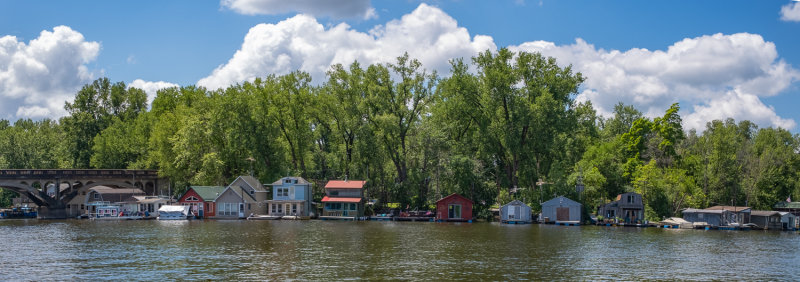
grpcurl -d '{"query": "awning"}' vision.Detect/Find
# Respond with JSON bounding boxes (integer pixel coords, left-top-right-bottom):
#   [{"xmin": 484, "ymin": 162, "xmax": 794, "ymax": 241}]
[{"xmin": 321, "ymin": 196, "xmax": 362, "ymax": 203}]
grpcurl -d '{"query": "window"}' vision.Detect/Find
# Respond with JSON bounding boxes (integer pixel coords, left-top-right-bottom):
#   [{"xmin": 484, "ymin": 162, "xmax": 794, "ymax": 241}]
[
  {"xmin": 285, "ymin": 179, "xmax": 291, "ymax": 183},
  {"xmin": 627, "ymin": 195, "xmax": 634, "ymax": 204},
  {"xmin": 250, "ymin": 189, "xmax": 254, "ymax": 195},
  {"xmin": 350, "ymin": 203, "xmax": 357, "ymax": 211},
  {"xmin": 248, "ymin": 204, "xmax": 251, "ymax": 210},
  {"xmin": 330, "ymin": 190, "xmax": 339, "ymax": 196},
  {"xmin": 271, "ymin": 204, "xmax": 277, "ymax": 213},
  {"xmin": 448, "ymin": 204, "xmax": 462, "ymax": 219},
  {"xmin": 277, "ymin": 188, "xmax": 289, "ymax": 197},
  {"xmin": 277, "ymin": 204, "xmax": 283, "ymax": 213},
  {"xmin": 93, "ymin": 193, "xmax": 99, "ymax": 200},
  {"xmin": 80, "ymin": 204, "xmax": 84, "ymax": 210},
  {"xmin": 186, "ymin": 196, "xmax": 198, "ymax": 202},
  {"xmin": 218, "ymin": 203, "xmax": 237, "ymax": 216},
  {"xmin": 292, "ymin": 204, "xmax": 297, "ymax": 214},
  {"xmin": 698, "ymin": 213, "xmax": 704, "ymax": 219}
]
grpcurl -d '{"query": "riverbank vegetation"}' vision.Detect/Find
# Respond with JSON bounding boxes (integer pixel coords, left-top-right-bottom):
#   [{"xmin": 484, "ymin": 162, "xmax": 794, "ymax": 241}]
[{"xmin": 1, "ymin": 49, "xmax": 799, "ymax": 221}]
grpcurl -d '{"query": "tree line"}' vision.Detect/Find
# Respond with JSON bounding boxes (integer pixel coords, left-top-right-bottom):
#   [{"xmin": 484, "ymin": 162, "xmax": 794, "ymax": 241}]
[{"xmin": 1, "ymin": 49, "xmax": 798, "ymax": 220}]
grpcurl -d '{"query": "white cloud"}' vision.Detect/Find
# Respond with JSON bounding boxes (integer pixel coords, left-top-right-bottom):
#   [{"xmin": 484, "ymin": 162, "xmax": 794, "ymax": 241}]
[
  {"xmin": 0, "ymin": 25, "xmax": 100, "ymax": 120},
  {"xmin": 221, "ymin": 0, "xmax": 377, "ymax": 20},
  {"xmin": 511, "ymin": 33, "xmax": 800, "ymax": 130},
  {"xmin": 129, "ymin": 79, "xmax": 179, "ymax": 107},
  {"xmin": 202, "ymin": 4, "xmax": 799, "ymax": 131},
  {"xmin": 780, "ymin": 2, "xmax": 800, "ymax": 22},
  {"xmin": 684, "ymin": 89, "xmax": 796, "ymax": 131},
  {"xmin": 198, "ymin": 3, "xmax": 496, "ymax": 89}
]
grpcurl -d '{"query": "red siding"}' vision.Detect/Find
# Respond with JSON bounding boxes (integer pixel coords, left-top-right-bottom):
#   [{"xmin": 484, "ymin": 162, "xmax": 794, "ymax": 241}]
[
  {"xmin": 177, "ymin": 189, "xmax": 216, "ymax": 217},
  {"xmin": 435, "ymin": 193, "xmax": 473, "ymax": 221}
]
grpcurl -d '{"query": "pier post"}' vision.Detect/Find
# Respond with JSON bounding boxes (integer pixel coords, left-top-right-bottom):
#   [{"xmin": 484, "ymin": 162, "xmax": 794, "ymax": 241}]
[{"xmin": 38, "ymin": 205, "xmax": 67, "ymax": 219}]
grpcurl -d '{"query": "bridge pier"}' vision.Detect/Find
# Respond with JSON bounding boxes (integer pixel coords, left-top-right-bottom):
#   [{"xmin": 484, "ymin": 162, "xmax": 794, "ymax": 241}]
[{"xmin": 37, "ymin": 205, "xmax": 67, "ymax": 219}]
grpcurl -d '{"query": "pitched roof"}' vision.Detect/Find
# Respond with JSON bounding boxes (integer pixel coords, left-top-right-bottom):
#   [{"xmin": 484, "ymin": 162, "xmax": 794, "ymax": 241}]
[
  {"xmin": 321, "ymin": 196, "xmax": 362, "ymax": 203},
  {"xmin": 751, "ymin": 210, "xmax": 780, "ymax": 217},
  {"xmin": 325, "ymin": 180, "xmax": 366, "ymax": 189},
  {"xmin": 436, "ymin": 193, "xmax": 473, "ymax": 204},
  {"xmin": 231, "ymin": 175, "xmax": 266, "ymax": 192},
  {"xmin": 682, "ymin": 208, "xmax": 725, "ymax": 214},
  {"xmin": 502, "ymin": 200, "xmax": 529, "ymax": 208},
  {"xmin": 215, "ymin": 185, "xmax": 259, "ymax": 203},
  {"xmin": 89, "ymin": 186, "xmax": 146, "ymax": 203},
  {"xmin": 707, "ymin": 206, "xmax": 751, "ymax": 212},
  {"xmin": 187, "ymin": 186, "xmax": 226, "ymax": 201},
  {"xmin": 270, "ymin": 176, "xmax": 311, "ymax": 186},
  {"xmin": 541, "ymin": 196, "xmax": 581, "ymax": 207}
]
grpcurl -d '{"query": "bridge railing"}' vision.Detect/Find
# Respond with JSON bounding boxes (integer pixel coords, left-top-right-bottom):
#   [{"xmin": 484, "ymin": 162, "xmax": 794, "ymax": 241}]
[{"xmin": 0, "ymin": 169, "xmax": 159, "ymax": 179}]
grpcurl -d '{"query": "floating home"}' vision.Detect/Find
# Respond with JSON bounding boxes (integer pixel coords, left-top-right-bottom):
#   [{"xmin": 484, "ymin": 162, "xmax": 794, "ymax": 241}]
[
  {"xmin": 682, "ymin": 206, "xmax": 751, "ymax": 228},
  {"xmin": 750, "ymin": 210, "xmax": 782, "ymax": 230},
  {"xmin": 84, "ymin": 186, "xmax": 145, "ymax": 215},
  {"xmin": 178, "ymin": 186, "xmax": 225, "ymax": 218},
  {"xmin": 267, "ymin": 176, "xmax": 313, "ymax": 219},
  {"xmin": 598, "ymin": 192, "xmax": 644, "ymax": 223},
  {"xmin": 436, "ymin": 193, "xmax": 473, "ymax": 222},
  {"xmin": 500, "ymin": 200, "xmax": 532, "ymax": 224},
  {"xmin": 321, "ymin": 180, "xmax": 366, "ymax": 220},
  {"xmin": 541, "ymin": 196, "xmax": 581, "ymax": 225},
  {"xmin": 214, "ymin": 176, "xmax": 268, "ymax": 219}
]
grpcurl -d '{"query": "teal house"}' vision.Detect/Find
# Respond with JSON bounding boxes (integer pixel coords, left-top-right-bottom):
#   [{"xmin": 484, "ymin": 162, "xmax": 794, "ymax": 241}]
[{"xmin": 267, "ymin": 176, "xmax": 313, "ymax": 218}]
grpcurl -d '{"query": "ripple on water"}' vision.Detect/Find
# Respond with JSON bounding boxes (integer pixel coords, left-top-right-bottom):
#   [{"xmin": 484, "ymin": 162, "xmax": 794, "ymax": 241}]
[{"xmin": 1, "ymin": 220, "xmax": 799, "ymax": 280}]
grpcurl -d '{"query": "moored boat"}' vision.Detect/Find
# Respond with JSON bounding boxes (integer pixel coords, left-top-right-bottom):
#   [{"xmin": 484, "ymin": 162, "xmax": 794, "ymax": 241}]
[
  {"xmin": 90, "ymin": 204, "xmax": 143, "ymax": 220},
  {"xmin": 157, "ymin": 205, "xmax": 190, "ymax": 220}
]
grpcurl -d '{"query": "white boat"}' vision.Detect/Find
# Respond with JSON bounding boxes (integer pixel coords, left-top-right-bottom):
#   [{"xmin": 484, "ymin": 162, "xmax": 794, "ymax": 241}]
[
  {"xmin": 157, "ymin": 205, "xmax": 190, "ymax": 220},
  {"xmin": 90, "ymin": 204, "xmax": 143, "ymax": 220}
]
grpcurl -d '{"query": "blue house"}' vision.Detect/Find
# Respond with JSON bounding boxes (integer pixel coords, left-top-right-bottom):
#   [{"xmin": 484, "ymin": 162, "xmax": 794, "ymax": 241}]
[{"xmin": 267, "ymin": 176, "xmax": 313, "ymax": 218}]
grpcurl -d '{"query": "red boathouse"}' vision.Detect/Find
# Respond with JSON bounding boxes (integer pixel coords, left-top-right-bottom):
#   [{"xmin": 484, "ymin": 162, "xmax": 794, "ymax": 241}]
[{"xmin": 436, "ymin": 193, "xmax": 473, "ymax": 222}]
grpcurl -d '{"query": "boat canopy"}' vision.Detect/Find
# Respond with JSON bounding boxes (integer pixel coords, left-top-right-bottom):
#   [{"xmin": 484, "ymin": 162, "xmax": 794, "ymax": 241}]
[{"xmin": 158, "ymin": 205, "xmax": 190, "ymax": 213}]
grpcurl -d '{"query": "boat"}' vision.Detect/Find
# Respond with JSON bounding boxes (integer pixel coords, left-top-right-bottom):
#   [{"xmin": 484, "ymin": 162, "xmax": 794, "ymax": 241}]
[
  {"xmin": 90, "ymin": 203, "xmax": 143, "ymax": 220},
  {"xmin": 0, "ymin": 207, "xmax": 37, "ymax": 219},
  {"xmin": 157, "ymin": 205, "xmax": 190, "ymax": 220}
]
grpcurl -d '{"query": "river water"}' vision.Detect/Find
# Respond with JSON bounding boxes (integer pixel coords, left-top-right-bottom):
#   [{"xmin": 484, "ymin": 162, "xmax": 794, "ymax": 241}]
[{"xmin": 1, "ymin": 219, "xmax": 798, "ymax": 280}]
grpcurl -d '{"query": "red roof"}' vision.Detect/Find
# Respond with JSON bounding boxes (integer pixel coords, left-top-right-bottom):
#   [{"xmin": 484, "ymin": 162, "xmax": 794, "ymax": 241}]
[
  {"xmin": 436, "ymin": 193, "xmax": 473, "ymax": 204},
  {"xmin": 321, "ymin": 196, "xmax": 362, "ymax": 203},
  {"xmin": 324, "ymin": 180, "xmax": 366, "ymax": 189}
]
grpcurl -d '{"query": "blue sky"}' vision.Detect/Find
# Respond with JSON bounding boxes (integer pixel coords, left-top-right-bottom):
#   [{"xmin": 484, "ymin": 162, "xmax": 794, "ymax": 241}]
[{"xmin": 1, "ymin": 0, "xmax": 799, "ymax": 132}]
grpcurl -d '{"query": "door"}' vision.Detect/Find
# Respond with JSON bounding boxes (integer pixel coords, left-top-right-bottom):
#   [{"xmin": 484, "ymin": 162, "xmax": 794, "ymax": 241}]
[
  {"xmin": 238, "ymin": 203, "xmax": 245, "ymax": 218},
  {"xmin": 556, "ymin": 207, "xmax": 570, "ymax": 221},
  {"xmin": 285, "ymin": 203, "xmax": 292, "ymax": 216},
  {"xmin": 448, "ymin": 204, "xmax": 462, "ymax": 219},
  {"xmin": 507, "ymin": 205, "xmax": 516, "ymax": 220}
]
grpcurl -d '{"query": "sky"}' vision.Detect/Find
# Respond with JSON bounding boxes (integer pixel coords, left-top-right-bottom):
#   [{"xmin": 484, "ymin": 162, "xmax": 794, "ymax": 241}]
[{"xmin": 1, "ymin": 0, "xmax": 799, "ymax": 132}]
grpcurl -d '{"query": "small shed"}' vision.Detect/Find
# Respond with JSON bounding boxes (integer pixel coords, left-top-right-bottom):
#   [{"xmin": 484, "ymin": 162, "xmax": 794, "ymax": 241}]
[
  {"xmin": 500, "ymin": 200, "xmax": 532, "ymax": 224},
  {"xmin": 541, "ymin": 196, "xmax": 582, "ymax": 223},
  {"xmin": 436, "ymin": 193, "xmax": 473, "ymax": 222}
]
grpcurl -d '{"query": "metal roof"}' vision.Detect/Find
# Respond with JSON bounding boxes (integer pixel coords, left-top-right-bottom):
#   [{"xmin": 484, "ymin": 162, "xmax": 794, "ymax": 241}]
[
  {"xmin": 321, "ymin": 196, "xmax": 362, "ymax": 203},
  {"xmin": 187, "ymin": 186, "xmax": 226, "ymax": 201},
  {"xmin": 324, "ymin": 180, "xmax": 366, "ymax": 189}
]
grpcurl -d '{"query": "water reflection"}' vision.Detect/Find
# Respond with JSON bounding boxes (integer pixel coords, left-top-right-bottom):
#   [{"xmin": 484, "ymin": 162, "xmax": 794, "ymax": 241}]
[{"xmin": 0, "ymin": 219, "xmax": 798, "ymax": 280}]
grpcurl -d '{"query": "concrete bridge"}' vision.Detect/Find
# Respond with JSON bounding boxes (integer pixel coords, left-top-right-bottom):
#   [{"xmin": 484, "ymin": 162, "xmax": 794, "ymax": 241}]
[{"xmin": 0, "ymin": 169, "xmax": 163, "ymax": 219}]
